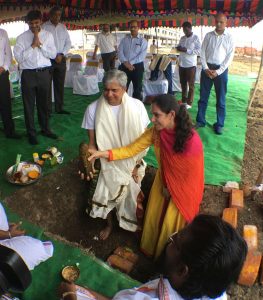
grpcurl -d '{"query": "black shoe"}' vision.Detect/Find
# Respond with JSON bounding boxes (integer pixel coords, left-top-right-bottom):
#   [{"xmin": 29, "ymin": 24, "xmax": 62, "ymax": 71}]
[
  {"xmin": 41, "ymin": 131, "xmax": 58, "ymax": 139},
  {"xmin": 213, "ymin": 123, "xmax": 223, "ymax": 135},
  {"xmin": 56, "ymin": 110, "xmax": 71, "ymax": 115},
  {"xmin": 6, "ymin": 133, "xmax": 21, "ymax": 139},
  {"xmin": 28, "ymin": 135, "xmax": 39, "ymax": 145},
  {"xmin": 194, "ymin": 122, "xmax": 205, "ymax": 129}
]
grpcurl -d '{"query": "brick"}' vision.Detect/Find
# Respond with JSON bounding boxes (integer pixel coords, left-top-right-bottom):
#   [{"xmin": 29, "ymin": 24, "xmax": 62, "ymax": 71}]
[
  {"xmin": 107, "ymin": 254, "xmax": 134, "ymax": 274},
  {"xmin": 229, "ymin": 189, "xmax": 244, "ymax": 209},
  {"xmin": 238, "ymin": 251, "xmax": 262, "ymax": 286},
  {"xmin": 243, "ymin": 225, "xmax": 258, "ymax": 250},
  {"xmin": 114, "ymin": 247, "xmax": 139, "ymax": 264},
  {"xmin": 222, "ymin": 208, "xmax": 238, "ymax": 228}
]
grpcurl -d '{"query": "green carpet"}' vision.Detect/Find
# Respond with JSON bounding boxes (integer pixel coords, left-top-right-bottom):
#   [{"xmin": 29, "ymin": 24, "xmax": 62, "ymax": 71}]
[
  {"xmin": 4, "ymin": 205, "xmax": 139, "ymax": 300},
  {"xmin": 187, "ymin": 75, "xmax": 253, "ymax": 185},
  {"xmin": 0, "ymin": 74, "xmax": 252, "ymax": 200}
]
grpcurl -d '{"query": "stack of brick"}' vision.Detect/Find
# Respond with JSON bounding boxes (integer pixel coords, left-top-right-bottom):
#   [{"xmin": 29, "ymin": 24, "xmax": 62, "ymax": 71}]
[
  {"xmin": 107, "ymin": 247, "xmax": 139, "ymax": 274},
  {"xmin": 222, "ymin": 185, "xmax": 262, "ymax": 286}
]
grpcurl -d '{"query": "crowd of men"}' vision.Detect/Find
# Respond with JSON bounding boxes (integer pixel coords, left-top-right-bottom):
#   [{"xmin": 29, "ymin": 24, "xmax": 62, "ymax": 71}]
[{"xmin": 0, "ymin": 9, "xmax": 234, "ymax": 144}]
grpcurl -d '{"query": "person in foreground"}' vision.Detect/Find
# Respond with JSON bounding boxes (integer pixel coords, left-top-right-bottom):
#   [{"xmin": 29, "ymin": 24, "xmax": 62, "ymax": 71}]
[
  {"xmin": 80, "ymin": 70, "xmax": 149, "ymax": 240},
  {"xmin": 59, "ymin": 214, "xmax": 248, "ymax": 300},
  {"xmin": 88, "ymin": 94, "xmax": 204, "ymax": 258}
]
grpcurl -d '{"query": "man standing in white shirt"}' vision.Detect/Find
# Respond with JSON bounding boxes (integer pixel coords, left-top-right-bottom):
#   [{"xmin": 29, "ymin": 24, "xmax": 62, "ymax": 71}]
[
  {"xmin": 177, "ymin": 22, "xmax": 201, "ymax": 109},
  {"xmin": 0, "ymin": 29, "xmax": 20, "ymax": 139},
  {"xmin": 92, "ymin": 24, "xmax": 117, "ymax": 72},
  {"xmin": 14, "ymin": 10, "xmax": 57, "ymax": 145},
  {"xmin": 42, "ymin": 6, "xmax": 71, "ymax": 115},
  {"xmin": 196, "ymin": 13, "xmax": 234, "ymax": 135},
  {"xmin": 118, "ymin": 20, "xmax": 148, "ymax": 101}
]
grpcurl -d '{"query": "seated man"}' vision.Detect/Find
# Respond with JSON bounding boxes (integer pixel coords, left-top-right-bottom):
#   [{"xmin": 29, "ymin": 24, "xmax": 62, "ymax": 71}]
[
  {"xmin": 0, "ymin": 202, "xmax": 53, "ymax": 271},
  {"xmin": 59, "ymin": 214, "xmax": 247, "ymax": 299},
  {"xmin": 80, "ymin": 70, "xmax": 149, "ymax": 240}
]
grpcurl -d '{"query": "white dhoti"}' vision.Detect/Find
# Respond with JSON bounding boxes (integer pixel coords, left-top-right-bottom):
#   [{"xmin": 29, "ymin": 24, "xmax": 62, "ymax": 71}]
[{"xmin": 89, "ymin": 93, "xmax": 147, "ymax": 232}]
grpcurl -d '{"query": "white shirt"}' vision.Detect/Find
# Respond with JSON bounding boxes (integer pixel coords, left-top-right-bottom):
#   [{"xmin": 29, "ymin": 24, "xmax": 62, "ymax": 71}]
[
  {"xmin": 150, "ymin": 44, "xmax": 157, "ymax": 55},
  {"xmin": 112, "ymin": 278, "xmax": 228, "ymax": 300},
  {"xmin": 14, "ymin": 29, "xmax": 56, "ymax": 70},
  {"xmin": 201, "ymin": 30, "xmax": 234, "ymax": 75},
  {"xmin": 95, "ymin": 32, "xmax": 116, "ymax": 54},
  {"xmin": 42, "ymin": 21, "xmax": 71, "ymax": 55},
  {"xmin": 0, "ymin": 29, "xmax": 12, "ymax": 71},
  {"xmin": 118, "ymin": 34, "xmax": 148, "ymax": 65},
  {"xmin": 178, "ymin": 34, "xmax": 201, "ymax": 68},
  {"xmin": 82, "ymin": 97, "xmax": 150, "ymax": 130}
]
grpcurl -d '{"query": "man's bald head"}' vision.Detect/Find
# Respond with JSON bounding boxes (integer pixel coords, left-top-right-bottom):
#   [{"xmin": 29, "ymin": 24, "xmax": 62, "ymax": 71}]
[{"xmin": 215, "ymin": 13, "xmax": 227, "ymax": 34}]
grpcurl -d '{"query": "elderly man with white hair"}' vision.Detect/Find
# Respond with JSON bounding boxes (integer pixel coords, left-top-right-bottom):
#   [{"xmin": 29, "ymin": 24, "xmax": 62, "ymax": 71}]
[{"xmin": 80, "ymin": 70, "xmax": 149, "ymax": 240}]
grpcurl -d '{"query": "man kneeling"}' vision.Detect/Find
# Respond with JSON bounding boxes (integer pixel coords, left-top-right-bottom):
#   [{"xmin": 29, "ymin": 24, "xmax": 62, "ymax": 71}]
[{"xmin": 80, "ymin": 70, "xmax": 149, "ymax": 240}]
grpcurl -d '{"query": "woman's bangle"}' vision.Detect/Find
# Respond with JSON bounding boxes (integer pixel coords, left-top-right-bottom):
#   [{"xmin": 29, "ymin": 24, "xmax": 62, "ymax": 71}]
[
  {"xmin": 62, "ymin": 291, "xmax": 77, "ymax": 299},
  {"xmin": 8, "ymin": 231, "xmax": 12, "ymax": 239}
]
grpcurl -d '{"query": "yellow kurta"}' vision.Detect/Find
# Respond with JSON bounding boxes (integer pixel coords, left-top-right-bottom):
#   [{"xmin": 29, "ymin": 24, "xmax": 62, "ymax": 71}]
[{"xmin": 111, "ymin": 127, "xmax": 186, "ymax": 259}]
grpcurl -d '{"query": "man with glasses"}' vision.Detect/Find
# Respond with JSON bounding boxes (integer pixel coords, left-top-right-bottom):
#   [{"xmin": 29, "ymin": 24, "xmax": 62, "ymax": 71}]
[
  {"xmin": 118, "ymin": 20, "xmax": 147, "ymax": 101},
  {"xmin": 59, "ymin": 215, "xmax": 247, "ymax": 300}
]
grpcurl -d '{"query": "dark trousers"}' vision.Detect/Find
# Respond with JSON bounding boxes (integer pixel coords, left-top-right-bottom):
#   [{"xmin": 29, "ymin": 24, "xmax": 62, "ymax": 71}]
[
  {"xmin": 119, "ymin": 62, "xmax": 144, "ymax": 101},
  {"xmin": 49, "ymin": 59, "xmax": 66, "ymax": 113},
  {"xmin": 179, "ymin": 66, "xmax": 196, "ymax": 105},
  {"xmin": 21, "ymin": 69, "xmax": 52, "ymax": 137},
  {"xmin": 101, "ymin": 51, "xmax": 116, "ymax": 72},
  {"xmin": 0, "ymin": 71, "xmax": 15, "ymax": 136},
  {"xmin": 163, "ymin": 62, "xmax": 173, "ymax": 95},
  {"xmin": 196, "ymin": 67, "xmax": 228, "ymax": 128}
]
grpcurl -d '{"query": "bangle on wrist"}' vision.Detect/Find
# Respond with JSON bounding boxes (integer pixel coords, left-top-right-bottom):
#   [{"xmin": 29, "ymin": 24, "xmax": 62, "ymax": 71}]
[
  {"xmin": 8, "ymin": 231, "xmax": 12, "ymax": 239},
  {"xmin": 62, "ymin": 291, "xmax": 76, "ymax": 299}
]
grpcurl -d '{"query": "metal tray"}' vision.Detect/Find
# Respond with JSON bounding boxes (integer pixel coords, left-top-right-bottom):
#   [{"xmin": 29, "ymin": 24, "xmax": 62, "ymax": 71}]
[{"xmin": 6, "ymin": 161, "xmax": 42, "ymax": 185}]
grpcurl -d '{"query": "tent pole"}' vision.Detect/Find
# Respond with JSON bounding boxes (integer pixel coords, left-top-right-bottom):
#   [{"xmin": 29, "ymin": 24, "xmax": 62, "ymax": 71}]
[
  {"xmin": 248, "ymin": 43, "xmax": 263, "ymax": 111},
  {"xmin": 155, "ymin": 27, "xmax": 158, "ymax": 54}
]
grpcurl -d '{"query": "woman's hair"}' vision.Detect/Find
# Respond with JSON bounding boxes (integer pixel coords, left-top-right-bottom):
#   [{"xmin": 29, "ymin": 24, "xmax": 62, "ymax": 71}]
[
  {"xmin": 26, "ymin": 10, "xmax": 42, "ymax": 22},
  {"xmin": 152, "ymin": 94, "xmax": 193, "ymax": 152},
  {"xmin": 102, "ymin": 70, "xmax": 127, "ymax": 89},
  {"xmin": 177, "ymin": 214, "xmax": 248, "ymax": 299}
]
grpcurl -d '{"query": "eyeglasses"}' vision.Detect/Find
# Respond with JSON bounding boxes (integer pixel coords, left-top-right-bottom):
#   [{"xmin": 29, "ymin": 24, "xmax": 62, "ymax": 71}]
[{"xmin": 168, "ymin": 232, "xmax": 177, "ymax": 244}]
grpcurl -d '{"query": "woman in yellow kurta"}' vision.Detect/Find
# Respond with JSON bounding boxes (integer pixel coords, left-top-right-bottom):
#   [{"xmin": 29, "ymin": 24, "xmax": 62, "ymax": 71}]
[{"xmin": 88, "ymin": 94, "xmax": 204, "ymax": 259}]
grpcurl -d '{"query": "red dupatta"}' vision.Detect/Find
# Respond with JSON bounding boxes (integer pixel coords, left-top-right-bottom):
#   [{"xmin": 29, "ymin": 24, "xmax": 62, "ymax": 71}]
[{"xmin": 159, "ymin": 128, "xmax": 204, "ymax": 223}]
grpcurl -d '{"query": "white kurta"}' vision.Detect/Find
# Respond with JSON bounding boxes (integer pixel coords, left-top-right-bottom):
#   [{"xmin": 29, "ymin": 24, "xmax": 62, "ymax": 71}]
[{"xmin": 86, "ymin": 93, "xmax": 149, "ymax": 232}]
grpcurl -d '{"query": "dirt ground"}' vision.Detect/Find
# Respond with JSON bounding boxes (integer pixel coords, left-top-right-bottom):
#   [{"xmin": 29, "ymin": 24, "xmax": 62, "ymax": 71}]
[{"xmin": 3, "ymin": 55, "xmax": 263, "ymax": 299}]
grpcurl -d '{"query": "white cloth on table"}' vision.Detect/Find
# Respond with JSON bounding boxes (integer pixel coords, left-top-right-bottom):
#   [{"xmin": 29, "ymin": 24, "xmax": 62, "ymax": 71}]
[
  {"xmin": 143, "ymin": 73, "xmax": 168, "ymax": 98},
  {"xmin": 0, "ymin": 203, "xmax": 53, "ymax": 271},
  {"xmin": 73, "ymin": 74, "xmax": 99, "ymax": 96},
  {"xmin": 97, "ymin": 68, "xmax": 104, "ymax": 82},
  {"xmin": 113, "ymin": 277, "xmax": 228, "ymax": 300},
  {"xmin": 64, "ymin": 54, "xmax": 82, "ymax": 88}
]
